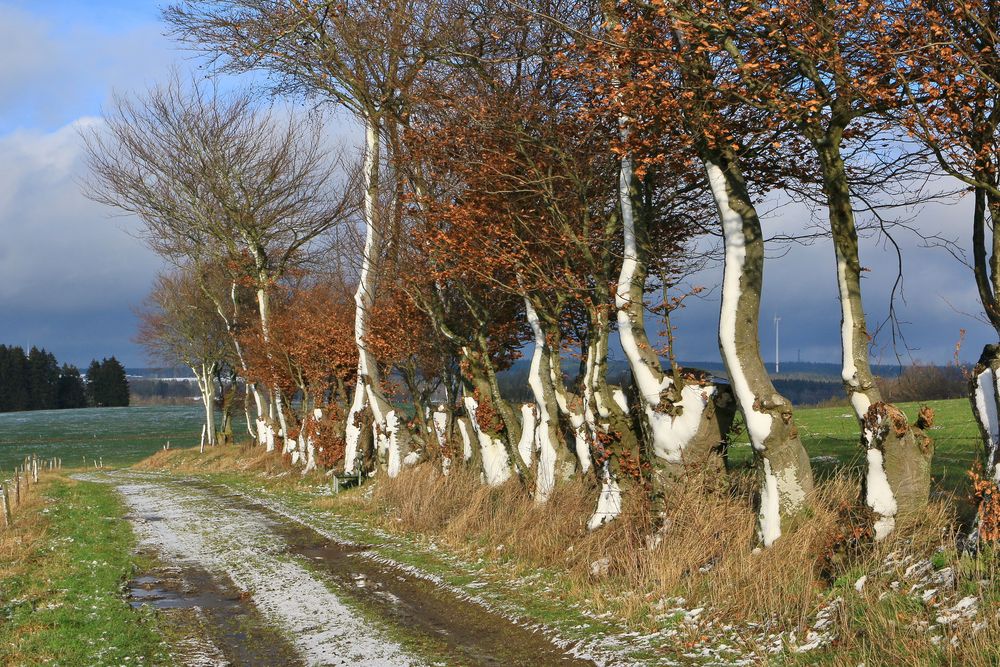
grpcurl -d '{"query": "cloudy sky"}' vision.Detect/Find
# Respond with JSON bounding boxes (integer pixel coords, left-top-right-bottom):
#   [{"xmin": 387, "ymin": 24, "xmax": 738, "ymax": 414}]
[{"xmin": 0, "ymin": 1, "xmax": 991, "ymax": 369}]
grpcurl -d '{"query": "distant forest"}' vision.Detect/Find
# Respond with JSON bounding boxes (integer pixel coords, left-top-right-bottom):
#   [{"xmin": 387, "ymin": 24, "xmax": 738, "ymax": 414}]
[{"xmin": 0, "ymin": 345, "xmax": 130, "ymax": 412}]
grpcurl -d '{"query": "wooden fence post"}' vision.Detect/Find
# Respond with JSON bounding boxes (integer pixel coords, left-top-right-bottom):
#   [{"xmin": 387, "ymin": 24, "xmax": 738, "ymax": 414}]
[{"xmin": 1, "ymin": 483, "xmax": 11, "ymax": 527}]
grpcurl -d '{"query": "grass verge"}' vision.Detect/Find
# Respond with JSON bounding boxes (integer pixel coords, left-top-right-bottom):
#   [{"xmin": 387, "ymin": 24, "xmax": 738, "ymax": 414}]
[{"xmin": 0, "ymin": 474, "xmax": 168, "ymax": 666}]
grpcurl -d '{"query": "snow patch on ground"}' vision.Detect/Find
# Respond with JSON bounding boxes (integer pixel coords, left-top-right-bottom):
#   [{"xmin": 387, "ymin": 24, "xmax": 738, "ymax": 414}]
[{"xmin": 114, "ymin": 479, "xmax": 412, "ymax": 666}]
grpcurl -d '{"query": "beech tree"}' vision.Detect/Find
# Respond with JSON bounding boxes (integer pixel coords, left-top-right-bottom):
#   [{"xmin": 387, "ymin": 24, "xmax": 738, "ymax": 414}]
[
  {"xmin": 83, "ymin": 75, "xmax": 352, "ymax": 452},
  {"xmin": 894, "ymin": 0, "xmax": 1000, "ymax": 546},
  {"xmin": 238, "ymin": 276, "xmax": 358, "ymax": 470},
  {"xmin": 166, "ymin": 0, "xmax": 461, "ymax": 476},
  {"xmin": 583, "ymin": 1, "xmax": 814, "ymax": 545},
  {"xmin": 665, "ymin": 0, "xmax": 934, "ymax": 539},
  {"xmin": 137, "ymin": 268, "xmax": 232, "ymax": 447},
  {"xmin": 84, "ymin": 0, "xmax": 992, "ymax": 554}
]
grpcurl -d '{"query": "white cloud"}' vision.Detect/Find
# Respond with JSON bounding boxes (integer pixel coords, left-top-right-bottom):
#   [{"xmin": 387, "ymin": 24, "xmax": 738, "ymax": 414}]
[
  {"xmin": 0, "ymin": 3, "xmax": 176, "ymax": 132},
  {"xmin": 0, "ymin": 118, "xmax": 164, "ymax": 313}
]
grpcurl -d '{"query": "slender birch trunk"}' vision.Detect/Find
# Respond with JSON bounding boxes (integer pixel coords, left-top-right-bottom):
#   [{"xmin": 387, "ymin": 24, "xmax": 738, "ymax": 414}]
[{"xmin": 702, "ymin": 151, "xmax": 814, "ymax": 547}]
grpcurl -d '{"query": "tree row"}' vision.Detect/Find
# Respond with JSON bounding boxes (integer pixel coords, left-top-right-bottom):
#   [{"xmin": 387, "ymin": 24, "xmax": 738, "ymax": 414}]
[{"xmin": 89, "ymin": 0, "xmax": 1000, "ymax": 548}]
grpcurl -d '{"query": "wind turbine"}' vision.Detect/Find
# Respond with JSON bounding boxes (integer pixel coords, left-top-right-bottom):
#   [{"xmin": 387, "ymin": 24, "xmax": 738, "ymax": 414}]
[{"xmin": 774, "ymin": 315, "xmax": 781, "ymax": 374}]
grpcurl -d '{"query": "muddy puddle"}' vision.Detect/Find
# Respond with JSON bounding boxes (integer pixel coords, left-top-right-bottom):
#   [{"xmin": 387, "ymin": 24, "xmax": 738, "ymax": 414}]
[
  {"xmin": 128, "ymin": 546, "xmax": 303, "ymax": 666},
  {"xmin": 209, "ymin": 489, "xmax": 596, "ymax": 666}
]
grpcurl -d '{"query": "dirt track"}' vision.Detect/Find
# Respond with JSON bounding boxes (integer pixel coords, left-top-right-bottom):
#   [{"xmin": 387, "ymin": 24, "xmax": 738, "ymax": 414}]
[{"xmin": 81, "ymin": 471, "xmax": 597, "ymax": 667}]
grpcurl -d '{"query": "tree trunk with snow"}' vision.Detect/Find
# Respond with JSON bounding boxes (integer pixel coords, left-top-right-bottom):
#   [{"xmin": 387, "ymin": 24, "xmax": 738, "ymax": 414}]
[
  {"xmin": 702, "ymin": 151, "xmax": 814, "ymax": 547},
  {"xmin": 816, "ymin": 137, "xmax": 931, "ymax": 539},
  {"xmin": 966, "ymin": 190, "xmax": 1000, "ymax": 547},
  {"xmin": 201, "ymin": 276, "xmax": 268, "ymax": 446},
  {"xmin": 544, "ymin": 332, "xmax": 593, "ymax": 476},
  {"xmin": 460, "ymin": 346, "xmax": 517, "ymax": 486},
  {"xmin": 343, "ymin": 112, "xmax": 407, "ymax": 476},
  {"xmin": 455, "ymin": 414, "xmax": 478, "ymax": 468},
  {"xmin": 524, "ymin": 297, "xmax": 575, "ymax": 502},
  {"xmin": 193, "ymin": 362, "xmax": 218, "ymax": 448},
  {"xmin": 252, "ymin": 282, "xmax": 294, "ymax": 455},
  {"xmin": 432, "ymin": 404, "xmax": 454, "ymax": 474},
  {"xmin": 970, "ymin": 345, "xmax": 1000, "ymax": 547},
  {"xmin": 582, "ymin": 301, "xmax": 642, "ymax": 531},
  {"xmin": 615, "ymin": 152, "xmax": 735, "ymax": 522}
]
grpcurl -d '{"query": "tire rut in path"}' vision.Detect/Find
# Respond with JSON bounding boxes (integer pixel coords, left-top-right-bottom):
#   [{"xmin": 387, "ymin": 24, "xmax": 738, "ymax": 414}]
[
  {"xmin": 107, "ymin": 472, "xmax": 596, "ymax": 666},
  {"xmin": 208, "ymin": 486, "xmax": 597, "ymax": 667},
  {"xmin": 127, "ymin": 554, "xmax": 303, "ymax": 667}
]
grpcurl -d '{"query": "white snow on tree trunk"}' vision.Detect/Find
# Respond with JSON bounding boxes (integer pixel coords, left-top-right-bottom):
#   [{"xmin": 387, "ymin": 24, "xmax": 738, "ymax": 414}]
[
  {"xmin": 549, "ymin": 360, "xmax": 592, "ymax": 474},
  {"xmin": 759, "ymin": 459, "xmax": 782, "ymax": 547},
  {"xmin": 974, "ymin": 367, "xmax": 1000, "ymax": 483},
  {"xmin": 385, "ymin": 409, "xmax": 402, "ymax": 478},
  {"xmin": 861, "ymin": 410, "xmax": 899, "ymax": 541},
  {"xmin": 587, "ymin": 465, "xmax": 622, "ymax": 531},
  {"xmin": 837, "ymin": 262, "xmax": 871, "ymax": 419},
  {"xmin": 343, "ymin": 385, "xmax": 366, "ymax": 473},
  {"xmin": 457, "ymin": 418, "xmax": 474, "ymax": 463},
  {"xmin": 614, "ymin": 115, "xmax": 718, "ymax": 465},
  {"xmin": 524, "ymin": 297, "xmax": 561, "ymax": 499},
  {"xmin": 611, "ymin": 388, "xmax": 628, "ymax": 414},
  {"xmin": 192, "ymin": 363, "xmax": 217, "ymax": 449},
  {"xmin": 250, "ymin": 386, "xmax": 267, "ymax": 446},
  {"xmin": 256, "ymin": 418, "xmax": 275, "ymax": 453},
  {"xmin": 253, "ymin": 282, "xmax": 294, "ymax": 455},
  {"xmin": 366, "ymin": 385, "xmax": 394, "ymax": 471},
  {"xmin": 345, "ymin": 115, "xmax": 385, "ymax": 473},
  {"xmin": 433, "ymin": 406, "xmax": 451, "ymax": 475},
  {"xmin": 535, "ymin": 422, "xmax": 558, "ymax": 503},
  {"xmin": 865, "ymin": 445, "xmax": 897, "ymax": 540},
  {"xmin": 706, "ymin": 159, "xmax": 805, "ymax": 547},
  {"xmin": 304, "ymin": 434, "xmax": 316, "ymax": 474},
  {"xmin": 463, "ymin": 395, "xmax": 511, "ymax": 486},
  {"xmin": 704, "ymin": 161, "xmax": 773, "ymax": 449},
  {"xmin": 837, "ymin": 257, "xmax": 872, "ymax": 419},
  {"xmin": 517, "ymin": 403, "xmax": 536, "ymax": 469},
  {"xmin": 432, "ymin": 406, "xmax": 449, "ymax": 449}
]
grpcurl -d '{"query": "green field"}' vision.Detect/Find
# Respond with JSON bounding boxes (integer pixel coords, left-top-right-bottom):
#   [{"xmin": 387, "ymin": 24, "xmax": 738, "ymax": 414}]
[
  {"xmin": 0, "ymin": 399, "xmax": 985, "ymax": 498},
  {"xmin": 731, "ymin": 398, "xmax": 983, "ymax": 496},
  {"xmin": 0, "ymin": 405, "xmax": 209, "ymax": 472}
]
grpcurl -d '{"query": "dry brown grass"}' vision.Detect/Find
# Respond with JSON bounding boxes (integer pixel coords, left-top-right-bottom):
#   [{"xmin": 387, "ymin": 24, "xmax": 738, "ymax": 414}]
[
  {"xmin": 0, "ymin": 475, "xmax": 55, "ymax": 583},
  {"xmin": 364, "ymin": 463, "xmax": 960, "ymax": 632}
]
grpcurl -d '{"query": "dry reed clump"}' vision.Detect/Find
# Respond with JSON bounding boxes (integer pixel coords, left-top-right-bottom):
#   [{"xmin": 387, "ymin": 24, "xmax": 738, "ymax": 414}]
[
  {"xmin": 135, "ymin": 443, "xmax": 301, "ymax": 477},
  {"xmin": 367, "ymin": 464, "xmax": 960, "ymax": 631}
]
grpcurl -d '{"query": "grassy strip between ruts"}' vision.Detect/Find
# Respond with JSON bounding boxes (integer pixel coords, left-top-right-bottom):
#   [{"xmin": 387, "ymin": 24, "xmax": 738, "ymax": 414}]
[{"xmin": 0, "ymin": 475, "xmax": 169, "ymax": 667}]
